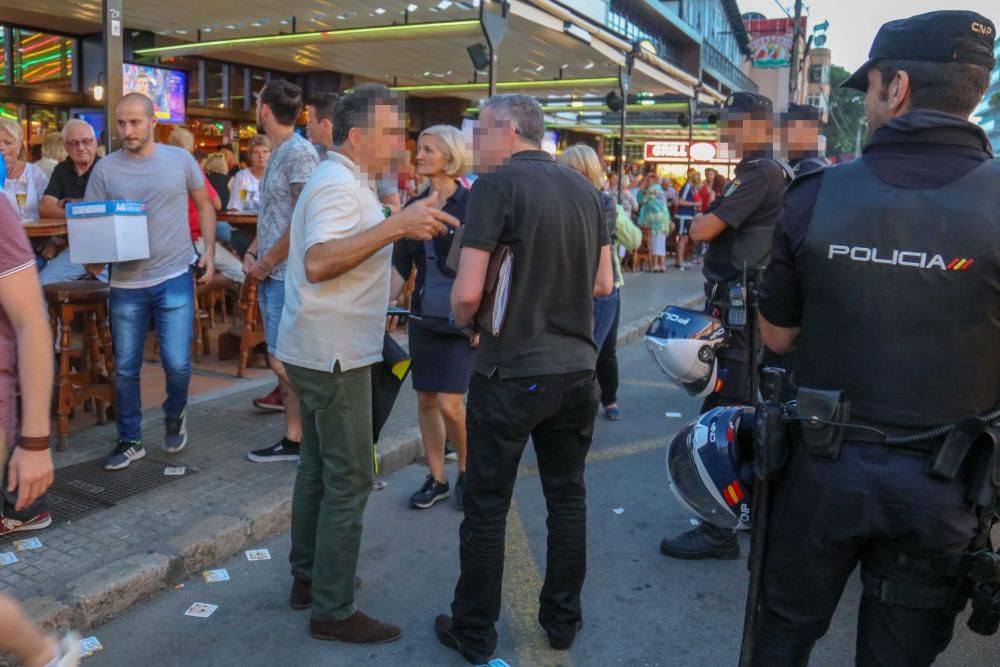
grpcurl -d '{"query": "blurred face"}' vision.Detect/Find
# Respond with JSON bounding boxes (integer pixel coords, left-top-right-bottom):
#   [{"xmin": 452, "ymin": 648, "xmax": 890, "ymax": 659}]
[
  {"xmin": 135, "ymin": 76, "xmax": 151, "ymax": 96},
  {"xmin": 415, "ymin": 134, "xmax": 450, "ymax": 178},
  {"xmin": 355, "ymin": 104, "xmax": 405, "ymax": 177},
  {"xmin": 781, "ymin": 119, "xmax": 820, "ymax": 154},
  {"xmin": 720, "ymin": 114, "xmax": 773, "ymax": 155},
  {"xmin": 221, "ymin": 147, "xmax": 237, "ymax": 169},
  {"xmin": 117, "ymin": 98, "xmax": 156, "ymax": 153},
  {"xmin": 250, "ymin": 144, "xmax": 270, "ymax": 170},
  {"xmin": 704, "ymin": 169, "xmax": 716, "ymax": 185},
  {"xmin": 0, "ymin": 128, "xmax": 19, "ymax": 166},
  {"xmin": 473, "ymin": 108, "xmax": 517, "ymax": 172},
  {"xmin": 63, "ymin": 124, "xmax": 97, "ymax": 168}
]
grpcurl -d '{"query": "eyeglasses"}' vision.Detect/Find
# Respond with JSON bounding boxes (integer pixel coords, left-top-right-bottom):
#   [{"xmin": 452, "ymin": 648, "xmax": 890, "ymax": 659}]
[{"xmin": 66, "ymin": 138, "xmax": 96, "ymax": 149}]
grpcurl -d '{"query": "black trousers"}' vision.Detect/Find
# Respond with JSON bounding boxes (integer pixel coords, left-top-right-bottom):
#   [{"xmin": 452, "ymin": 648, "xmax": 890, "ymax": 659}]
[
  {"xmin": 753, "ymin": 442, "xmax": 979, "ymax": 667},
  {"xmin": 595, "ymin": 297, "xmax": 621, "ymax": 407},
  {"xmin": 450, "ymin": 370, "xmax": 599, "ymax": 656}
]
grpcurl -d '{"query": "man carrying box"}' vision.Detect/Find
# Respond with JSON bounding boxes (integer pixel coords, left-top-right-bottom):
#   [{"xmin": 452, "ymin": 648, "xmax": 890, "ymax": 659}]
[{"xmin": 84, "ymin": 93, "xmax": 216, "ymax": 471}]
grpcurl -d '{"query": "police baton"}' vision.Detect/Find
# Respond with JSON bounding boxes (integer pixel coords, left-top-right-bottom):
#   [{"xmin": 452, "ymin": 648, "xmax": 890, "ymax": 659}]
[{"xmin": 737, "ymin": 269, "xmax": 775, "ymax": 667}]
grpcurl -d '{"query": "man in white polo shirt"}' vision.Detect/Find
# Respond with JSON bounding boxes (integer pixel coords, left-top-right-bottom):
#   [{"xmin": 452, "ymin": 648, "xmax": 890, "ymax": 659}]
[{"xmin": 276, "ymin": 85, "xmax": 457, "ymax": 645}]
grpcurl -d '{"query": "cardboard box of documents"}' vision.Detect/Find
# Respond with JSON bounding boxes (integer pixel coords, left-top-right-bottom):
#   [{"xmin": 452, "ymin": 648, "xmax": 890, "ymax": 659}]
[{"xmin": 66, "ymin": 200, "xmax": 150, "ymax": 264}]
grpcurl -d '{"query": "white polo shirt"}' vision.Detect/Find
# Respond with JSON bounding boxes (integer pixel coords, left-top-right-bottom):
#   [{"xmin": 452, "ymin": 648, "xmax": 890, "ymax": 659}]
[{"xmin": 276, "ymin": 152, "xmax": 391, "ymax": 373}]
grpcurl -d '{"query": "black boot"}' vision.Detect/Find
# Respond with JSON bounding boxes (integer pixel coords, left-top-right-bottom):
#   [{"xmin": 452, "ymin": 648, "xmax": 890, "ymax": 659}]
[{"xmin": 659, "ymin": 522, "xmax": 739, "ymax": 560}]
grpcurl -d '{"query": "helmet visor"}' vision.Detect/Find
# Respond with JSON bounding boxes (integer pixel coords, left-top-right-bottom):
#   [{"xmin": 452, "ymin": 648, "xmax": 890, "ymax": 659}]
[{"xmin": 666, "ymin": 426, "xmax": 741, "ymax": 530}]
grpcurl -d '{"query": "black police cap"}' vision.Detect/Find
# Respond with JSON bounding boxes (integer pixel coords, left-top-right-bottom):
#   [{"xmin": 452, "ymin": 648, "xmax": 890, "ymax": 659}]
[
  {"xmin": 784, "ymin": 103, "xmax": 821, "ymax": 121},
  {"xmin": 842, "ymin": 10, "xmax": 996, "ymax": 91},
  {"xmin": 723, "ymin": 91, "xmax": 773, "ymax": 115}
]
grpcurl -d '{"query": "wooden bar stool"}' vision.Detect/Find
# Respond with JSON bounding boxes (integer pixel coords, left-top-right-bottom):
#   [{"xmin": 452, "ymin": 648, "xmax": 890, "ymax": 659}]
[
  {"xmin": 43, "ymin": 281, "xmax": 115, "ymax": 451},
  {"xmin": 233, "ymin": 277, "xmax": 266, "ymax": 378},
  {"xmin": 193, "ymin": 274, "xmax": 234, "ymax": 362},
  {"xmin": 632, "ymin": 228, "xmax": 653, "ymax": 272}
]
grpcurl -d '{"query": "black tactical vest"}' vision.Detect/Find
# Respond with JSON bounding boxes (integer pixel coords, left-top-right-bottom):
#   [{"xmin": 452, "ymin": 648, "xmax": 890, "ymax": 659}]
[{"xmin": 796, "ymin": 158, "xmax": 1000, "ymax": 427}]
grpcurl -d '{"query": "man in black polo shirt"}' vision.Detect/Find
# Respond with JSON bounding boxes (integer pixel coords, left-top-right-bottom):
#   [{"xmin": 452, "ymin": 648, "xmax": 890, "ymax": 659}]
[
  {"xmin": 434, "ymin": 94, "xmax": 613, "ymax": 665},
  {"xmin": 38, "ymin": 118, "xmax": 104, "ymax": 285}
]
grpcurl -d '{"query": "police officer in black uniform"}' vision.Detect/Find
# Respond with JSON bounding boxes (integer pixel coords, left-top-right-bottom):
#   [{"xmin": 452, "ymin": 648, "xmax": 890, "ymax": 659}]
[
  {"xmin": 659, "ymin": 92, "xmax": 789, "ymax": 561},
  {"xmin": 780, "ymin": 103, "xmax": 829, "ymax": 177},
  {"xmin": 753, "ymin": 11, "xmax": 999, "ymax": 665}
]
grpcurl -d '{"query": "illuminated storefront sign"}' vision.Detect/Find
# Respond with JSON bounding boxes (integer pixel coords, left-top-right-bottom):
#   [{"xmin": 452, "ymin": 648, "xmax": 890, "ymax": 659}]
[{"xmin": 644, "ymin": 141, "xmax": 718, "ymax": 162}]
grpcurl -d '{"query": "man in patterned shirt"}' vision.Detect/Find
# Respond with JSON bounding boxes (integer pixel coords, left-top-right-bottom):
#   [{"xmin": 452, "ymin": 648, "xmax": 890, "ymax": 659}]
[{"xmin": 243, "ymin": 81, "xmax": 320, "ymax": 464}]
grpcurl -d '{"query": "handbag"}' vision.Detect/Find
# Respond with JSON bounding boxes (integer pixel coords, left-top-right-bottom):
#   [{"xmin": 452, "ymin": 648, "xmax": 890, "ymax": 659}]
[{"xmin": 416, "ymin": 237, "xmax": 465, "ymax": 335}]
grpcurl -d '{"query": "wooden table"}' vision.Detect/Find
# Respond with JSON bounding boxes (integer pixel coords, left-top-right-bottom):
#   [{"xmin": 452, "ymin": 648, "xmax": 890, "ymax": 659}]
[
  {"xmin": 23, "ymin": 219, "xmax": 68, "ymax": 237},
  {"xmin": 216, "ymin": 211, "xmax": 257, "ymax": 227}
]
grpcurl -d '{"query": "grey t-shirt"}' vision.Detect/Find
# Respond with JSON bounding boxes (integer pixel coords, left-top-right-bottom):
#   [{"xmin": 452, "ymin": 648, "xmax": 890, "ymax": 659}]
[
  {"xmin": 85, "ymin": 144, "xmax": 204, "ymax": 288},
  {"xmin": 258, "ymin": 133, "xmax": 320, "ymax": 281}
]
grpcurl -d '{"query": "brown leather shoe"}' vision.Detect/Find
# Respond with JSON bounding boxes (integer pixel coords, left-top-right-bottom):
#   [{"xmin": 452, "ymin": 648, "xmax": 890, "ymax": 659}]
[
  {"xmin": 310, "ymin": 610, "xmax": 401, "ymax": 644},
  {"xmin": 290, "ymin": 576, "xmax": 363, "ymax": 610},
  {"xmin": 291, "ymin": 578, "xmax": 312, "ymax": 610}
]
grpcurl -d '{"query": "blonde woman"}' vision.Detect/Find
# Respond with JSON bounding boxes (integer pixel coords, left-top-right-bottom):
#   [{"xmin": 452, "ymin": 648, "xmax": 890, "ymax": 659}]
[
  {"xmin": 0, "ymin": 118, "xmax": 48, "ymax": 221},
  {"xmin": 558, "ymin": 144, "xmax": 627, "ymax": 419},
  {"xmin": 390, "ymin": 125, "xmax": 473, "ymax": 510},
  {"xmin": 203, "ymin": 153, "xmax": 232, "ymax": 210},
  {"xmin": 229, "ymin": 135, "xmax": 270, "ymax": 212},
  {"xmin": 36, "ymin": 132, "xmax": 66, "ymax": 178}
]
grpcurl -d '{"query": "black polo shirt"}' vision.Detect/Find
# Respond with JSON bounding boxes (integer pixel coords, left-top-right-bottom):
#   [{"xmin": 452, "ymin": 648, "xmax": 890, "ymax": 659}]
[
  {"xmin": 759, "ymin": 110, "xmax": 994, "ymax": 328},
  {"xmin": 461, "ymin": 150, "xmax": 610, "ymax": 379},
  {"xmin": 392, "ymin": 183, "xmax": 469, "ymax": 316},
  {"xmin": 703, "ymin": 151, "xmax": 788, "ymax": 284},
  {"xmin": 43, "ymin": 157, "xmax": 100, "ymax": 202}
]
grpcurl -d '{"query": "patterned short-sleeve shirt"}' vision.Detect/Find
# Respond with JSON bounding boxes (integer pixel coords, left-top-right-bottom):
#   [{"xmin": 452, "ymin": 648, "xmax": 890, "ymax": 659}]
[{"xmin": 257, "ymin": 133, "xmax": 320, "ymax": 281}]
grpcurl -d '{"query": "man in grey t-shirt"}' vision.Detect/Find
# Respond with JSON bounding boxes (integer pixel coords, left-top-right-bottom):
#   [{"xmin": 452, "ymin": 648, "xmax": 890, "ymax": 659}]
[
  {"xmin": 84, "ymin": 93, "xmax": 216, "ymax": 471},
  {"xmin": 243, "ymin": 80, "xmax": 319, "ymax": 464}
]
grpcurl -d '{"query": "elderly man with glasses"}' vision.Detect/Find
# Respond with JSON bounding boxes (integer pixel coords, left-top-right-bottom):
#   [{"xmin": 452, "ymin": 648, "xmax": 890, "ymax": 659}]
[{"xmin": 38, "ymin": 118, "xmax": 107, "ymax": 285}]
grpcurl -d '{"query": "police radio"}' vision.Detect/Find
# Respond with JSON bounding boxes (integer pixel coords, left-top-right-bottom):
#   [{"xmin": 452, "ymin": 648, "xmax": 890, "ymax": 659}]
[{"xmin": 726, "ymin": 282, "xmax": 748, "ymax": 328}]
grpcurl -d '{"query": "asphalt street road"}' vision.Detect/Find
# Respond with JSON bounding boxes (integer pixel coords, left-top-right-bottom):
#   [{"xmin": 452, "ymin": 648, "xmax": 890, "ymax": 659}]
[{"xmin": 87, "ymin": 342, "xmax": 998, "ymax": 666}]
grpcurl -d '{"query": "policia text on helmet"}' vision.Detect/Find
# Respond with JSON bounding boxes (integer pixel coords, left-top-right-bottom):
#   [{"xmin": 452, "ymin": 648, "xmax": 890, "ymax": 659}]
[{"xmin": 741, "ymin": 10, "xmax": 1000, "ymax": 667}]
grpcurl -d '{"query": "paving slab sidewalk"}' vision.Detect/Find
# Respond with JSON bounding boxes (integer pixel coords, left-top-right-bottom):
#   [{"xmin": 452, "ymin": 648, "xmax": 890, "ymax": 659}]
[{"xmin": 3, "ymin": 269, "xmax": 704, "ymax": 636}]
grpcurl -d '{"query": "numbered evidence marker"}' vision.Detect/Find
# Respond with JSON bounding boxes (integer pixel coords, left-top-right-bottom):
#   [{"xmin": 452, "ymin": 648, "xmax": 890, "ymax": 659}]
[
  {"xmin": 201, "ymin": 569, "xmax": 230, "ymax": 583},
  {"xmin": 79, "ymin": 636, "xmax": 104, "ymax": 659},
  {"xmin": 184, "ymin": 603, "xmax": 219, "ymax": 618},
  {"xmin": 245, "ymin": 549, "xmax": 272, "ymax": 561},
  {"xmin": 0, "ymin": 552, "xmax": 17, "ymax": 565},
  {"xmin": 13, "ymin": 537, "xmax": 42, "ymax": 551}
]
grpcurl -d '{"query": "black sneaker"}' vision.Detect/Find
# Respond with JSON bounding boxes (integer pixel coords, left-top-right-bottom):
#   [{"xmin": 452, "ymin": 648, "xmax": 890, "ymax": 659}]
[
  {"xmin": 163, "ymin": 413, "xmax": 188, "ymax": 453},
  {"xmin": 248, "ymin": 439, "xmax": 300, "ymax": 463},
  {"xmin": 659, "ymin": 522, "xmax": 740, "ymax": 560},
  {"xmin": 410, "ymin": 475, "xmax": 449, "ymax": 509},
  {"xmin": 453, "ymin": 473, "xmax": 466, "ymax": 512},
  {"xmin": 104, "ymin": 440, "xmax": 145, "ymax": 471}
]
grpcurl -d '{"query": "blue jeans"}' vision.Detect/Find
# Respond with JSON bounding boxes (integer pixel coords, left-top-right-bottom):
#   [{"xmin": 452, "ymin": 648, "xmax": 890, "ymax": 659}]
[
  {"xmin": 39, "ymin": 249, "xmax": 109, "ymax": 285},
  {"xmin": 257, "ymin": 277, "xmax": 285, "ymax": 354},
  {"xmin": 593, "ymin": 287, "xmax": 620, "ymax": 350},
  {"xmin": 110, "ymin": 271, "xmax": 194, "ymax": 442}
]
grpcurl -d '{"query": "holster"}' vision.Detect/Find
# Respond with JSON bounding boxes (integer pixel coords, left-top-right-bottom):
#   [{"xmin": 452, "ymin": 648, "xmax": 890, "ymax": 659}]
[
  {"xmin": 796, "ymin": 387, "xmax": 850, "ymax": 461},
  {"xmin": 753, "ymin": 401, "xmax": 789, "ymax": 481},
  {"xmin": 927, "ymin": 417, "xmax": 1000, "ymax": 508}
]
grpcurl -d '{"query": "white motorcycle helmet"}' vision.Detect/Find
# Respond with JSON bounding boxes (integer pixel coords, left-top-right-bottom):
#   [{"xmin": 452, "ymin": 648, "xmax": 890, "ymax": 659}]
[{"xmin": 645, "ymin": 306, "xmax": 728, "ymax": 398}]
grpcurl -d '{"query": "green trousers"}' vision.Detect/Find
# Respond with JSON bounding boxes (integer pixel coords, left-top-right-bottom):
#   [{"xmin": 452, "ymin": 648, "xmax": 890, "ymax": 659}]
[{"xmin": 285, "ymin": 362, "xmax": 374, "ymax": 622}]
